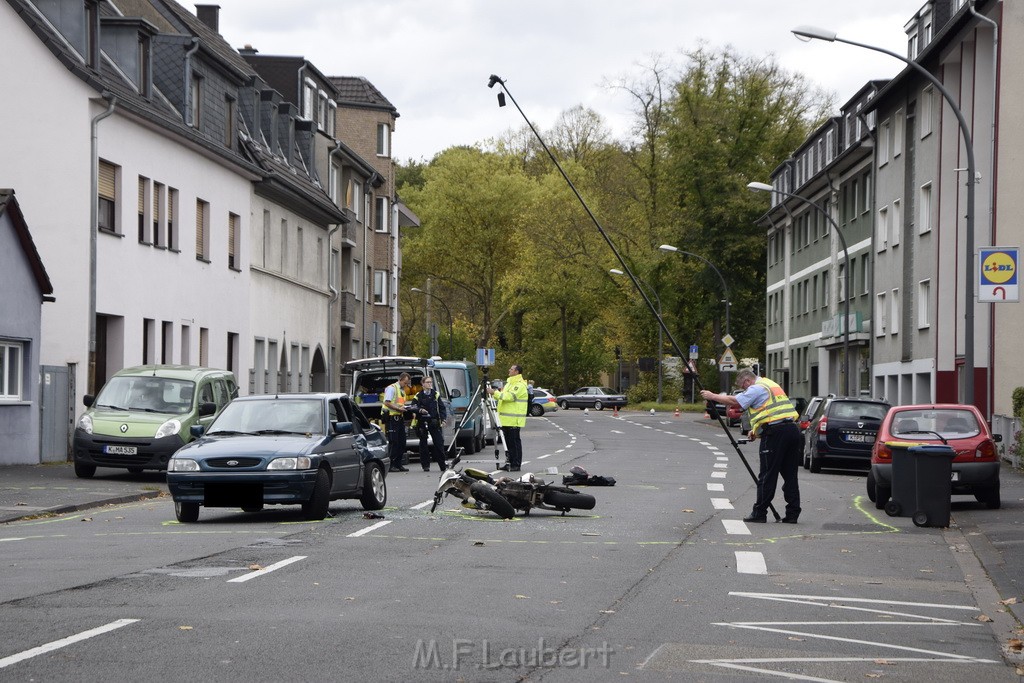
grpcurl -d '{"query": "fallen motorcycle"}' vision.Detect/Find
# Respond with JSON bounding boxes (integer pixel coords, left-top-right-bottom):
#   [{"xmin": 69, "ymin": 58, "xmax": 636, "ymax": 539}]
[
  {"xmin": 430, "ymin": 454, "xmax": 516, "ymax": 519},
  {"xmin": 493, "ymin": 471, "xmax": 596, "ymax": 516}
]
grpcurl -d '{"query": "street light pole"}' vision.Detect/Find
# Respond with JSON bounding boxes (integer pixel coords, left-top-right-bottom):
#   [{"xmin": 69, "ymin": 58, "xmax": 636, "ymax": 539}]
[
  {"xmin": 411, "ymin": 287, "xmax": 453, "ymax": 359},
  {"xmin": 610, "ymin": 269, "xmax": 663, "ymax": 403},
  {"xmin": 658, "ymin": 245, "xmax": 731, "ymax": 388},
  {"xmin": 792, "ymin": 25, "xmax": 978, "ymax": 405},
  {"xmin": 747, "ymin": 182, "xmax": 852, "ymax": 396}
]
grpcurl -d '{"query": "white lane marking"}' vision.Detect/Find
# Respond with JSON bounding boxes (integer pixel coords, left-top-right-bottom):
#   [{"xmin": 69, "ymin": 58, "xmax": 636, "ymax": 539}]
[
  {"xmin": 0, "ymin": 619, "xmax": 140, "ymax": 670},
  {"xmin": 711, "ymin": 471, "xmax": 727, "ymax": 478},
  {"xmin": 711, "ymin": 498, "xmax": 734, "ymax": 510},
  {"xmin": 698, "ymin": 441, "xmax": 711, "ymax": 445},
  {"xmin": 729, "ymin": 592, "xmax": 980, "ymax": 611},
  {"xmin": 228, "ymin": 555, "xmax": 307, "ymax": 583},
  {"xmin": 706, "ymin": 483, "xmax": 725, "ymax": 491},
  {"xmin": 722, "ymin": 519, "xmax": 750, "ymax": 535},
  {"xmin": 411, "ymin": 500, "xmax": 433, "ymax": 510},
  {"xmin": 716, "ymin": 456, "xmax": 729, "ymax": 461},
  {"xmin": 611, "ymin": 430, "xmax": 624, "ymax": 434},
  {"xmin": 0, "ymin": 538, "xmax": 27, "ymax": 542},
  {"xmin": 536, "ymin": 454, "xmax": 552, "ymax": 459},
  {"xmin": 713, "ymin": 463, "xmax": 728, "ymax": 469},
  {"xmin": 735, "ymin": 551, "xmax": 767, "ymax": 574},
  {"xmin": 346, "ymin": 520, "xmax": 392, "ymax": 538}
]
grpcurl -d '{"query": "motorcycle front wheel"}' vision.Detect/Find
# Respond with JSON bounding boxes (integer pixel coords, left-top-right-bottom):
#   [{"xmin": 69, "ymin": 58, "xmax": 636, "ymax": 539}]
[
  {"xmin": 543, "ymin": 489, "xmax": 596, "ymax": 511},
  {"xmin": 470, "ymin": 482, "xmax": 515, "ymax": 519}
]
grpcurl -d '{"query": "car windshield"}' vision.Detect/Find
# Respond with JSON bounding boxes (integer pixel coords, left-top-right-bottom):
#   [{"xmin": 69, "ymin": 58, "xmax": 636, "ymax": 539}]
[
  {"xmin": 892, "ymin": 409, "xmax": 980, "ymax": 439},
  {"xmin": 209, "ymin": 399, "xmax": 324, "ymax": 435},
  {"xmin": 93, "ymin": 376, "xmax": 195, "ymax": 415},
  {"xmin": 437, "ymin": 368, "xmax": 468, "ymax": 397},
  {"xmin": 830, "ymin": 401, "xmax": 888, "ymax": 421}
]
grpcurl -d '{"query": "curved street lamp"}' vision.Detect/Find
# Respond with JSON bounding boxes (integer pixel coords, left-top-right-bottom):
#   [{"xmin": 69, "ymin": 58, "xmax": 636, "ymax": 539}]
[
  {"xmin": 610, "ymin": 268, "xmax": 663, "ymax": 403},
  {"xmin": 792, "ymin": 24, "xmax": 978, "ymax": 405},
  {"xmin": 747, "ymin": 181, "xmax": 852, "ymax": 396},
  {"xmin": 411, "ymin": 287, "xmax": 453, "ymax": 359}
]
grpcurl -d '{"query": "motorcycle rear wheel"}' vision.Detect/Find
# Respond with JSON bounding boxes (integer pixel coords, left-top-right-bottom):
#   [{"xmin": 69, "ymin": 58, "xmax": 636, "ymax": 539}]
[
  {"xmin": 470, "ymin": 482, "xmax": 515, "ymax": 519},
  {"xmin": 543, "ymin": 489, "xmax": 596, "ymax": 511}
]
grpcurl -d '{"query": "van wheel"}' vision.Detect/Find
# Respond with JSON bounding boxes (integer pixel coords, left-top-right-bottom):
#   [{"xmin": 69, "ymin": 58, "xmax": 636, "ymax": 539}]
[{"xmin": 74, "ymin": 461, "xmax": 96, "ymax": 479}]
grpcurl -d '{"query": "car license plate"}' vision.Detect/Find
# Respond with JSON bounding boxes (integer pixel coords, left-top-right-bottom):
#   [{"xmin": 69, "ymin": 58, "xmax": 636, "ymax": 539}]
[
  {"xmin": 103, "ymin": 445, "xmax": 138, "ymax": 455},
  {"xmin": 951, "ymin": 471, "xmax": 959, "ymax": 482},
  {"xmin": 844, "ymin": 433, "xmax": 869, "ymax": 443}
]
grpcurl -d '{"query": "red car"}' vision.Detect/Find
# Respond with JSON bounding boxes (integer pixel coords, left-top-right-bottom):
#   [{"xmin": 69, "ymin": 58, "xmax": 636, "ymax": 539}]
[{"xmin": 867, "ymin": 404, "xmax": 1002, "ymax": 510}]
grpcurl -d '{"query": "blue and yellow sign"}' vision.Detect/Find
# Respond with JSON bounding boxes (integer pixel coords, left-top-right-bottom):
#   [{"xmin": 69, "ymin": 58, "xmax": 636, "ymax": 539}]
[{"xmin": 978, "ymin": 247, "xmax": 1019, "ymax": 302}]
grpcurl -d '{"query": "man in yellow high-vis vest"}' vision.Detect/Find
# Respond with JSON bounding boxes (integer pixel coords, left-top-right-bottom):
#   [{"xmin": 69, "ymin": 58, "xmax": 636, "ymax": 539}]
[
  {"xmin": 701, "ymin": 368, "xmax": 801, "ymax": 524},
  {"xmin": 487, "ymin": 364, "xmax": 529, "ymax": 471}
]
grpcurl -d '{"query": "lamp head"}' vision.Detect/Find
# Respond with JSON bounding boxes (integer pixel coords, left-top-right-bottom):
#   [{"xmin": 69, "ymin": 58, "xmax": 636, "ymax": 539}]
[
  {"xmin": 792, "ymin": 25, "xmax": 837, "ymax": 42},
  {"xmin": 487, "ymin": 74, "xmax": 503, "ymax": 88},
  {"xmin": 746, "ymin": 182, "xmax": 773, "ymax": 193},
  {"xmin": 658, "ymin": 244, "xmax": 678, "ymax": 253}
]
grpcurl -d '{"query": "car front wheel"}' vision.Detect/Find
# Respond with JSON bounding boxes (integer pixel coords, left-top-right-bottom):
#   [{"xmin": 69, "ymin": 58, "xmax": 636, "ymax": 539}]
[
  {"xmin": 360, "ymin": 462, "xmax": 387, "ymax": 510},
  {"xmin": 302, "ymin": 469, "xmax": 331, "ymax": 520},
  {"xmin": 74, "ymin": 461, "xmax": 96, "ymax": 479},
  {"xmin": 175, "ymin": 501, "xmax": 199, "ymax": 523}
]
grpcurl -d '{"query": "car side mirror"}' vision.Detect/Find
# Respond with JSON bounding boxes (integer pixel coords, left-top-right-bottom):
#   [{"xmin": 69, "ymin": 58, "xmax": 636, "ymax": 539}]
[
  {"xmin": 333, "ymin": 421, "xmax": 354, "ymax": 435},
  {"xmin": 450, "ymin": 388, "xmax": 461, "ymax": 398},
  {"xmin": 198, "ymin": 401, "xmax": 217, "ymax": 417},
  {"xmin": 83, "ymin": 394, "xmax": 95, "ymax": 408},
  {"xmin": 190, "ymin": 424, "xmax": 206, "ymax": 438}
]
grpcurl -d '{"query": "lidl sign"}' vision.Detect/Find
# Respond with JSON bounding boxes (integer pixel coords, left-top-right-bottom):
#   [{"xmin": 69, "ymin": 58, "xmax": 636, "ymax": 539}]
[{"xmin": 978, "ymin": 247, "xmax": 1019, "ymax": 302}]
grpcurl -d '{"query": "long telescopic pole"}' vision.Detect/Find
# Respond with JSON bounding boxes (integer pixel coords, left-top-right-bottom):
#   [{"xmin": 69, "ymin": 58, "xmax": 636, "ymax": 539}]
[{"xmin": 487, "ymin": 75, "xmax": 778, "ymax": 520}]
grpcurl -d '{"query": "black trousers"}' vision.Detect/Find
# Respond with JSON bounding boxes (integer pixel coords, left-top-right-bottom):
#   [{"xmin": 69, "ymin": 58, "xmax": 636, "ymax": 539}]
[
  {"xmin": 501, "ymin": 426, "xmax": 522, "ymax": 468},
  {"xmin": 385, "ymin": 416, "xmax": 406, "ymax": 468},
  {"xmin": 753, "ymin": 421, "xmax": 802, "ymax": 519},
  {"xmin": 417, "ymin": 420, "xmax": 446, "ymax": 470}
]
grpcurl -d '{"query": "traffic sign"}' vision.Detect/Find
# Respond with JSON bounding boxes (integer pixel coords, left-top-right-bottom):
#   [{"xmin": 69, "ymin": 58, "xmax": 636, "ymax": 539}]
[
  {"xmin": 979, "ymin": 247, "xmax": 1019, "ymax": 302},
  {"xmin": 721, "ymin": 334, "xmax": 735, "ymax": 348},
  {"xmin": 689, "ymin": 344, "xmax": 699, "ymax": 360},
  {"xmin": 718, "ymin": 347, "xmax": 737, "ymax": 366},
  {"xmin": 719, "ymin": 362, "xmax": 737, "ymax": 372},
  {"xmin": 476, "ymin": 348, "xmax": 496, "ymax": 367}
]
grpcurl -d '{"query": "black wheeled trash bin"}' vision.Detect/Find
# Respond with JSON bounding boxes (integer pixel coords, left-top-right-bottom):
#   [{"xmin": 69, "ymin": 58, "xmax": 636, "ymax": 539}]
[{"xmin": 884, "ymin": 443, "xmax": 956, "ymax": 527}]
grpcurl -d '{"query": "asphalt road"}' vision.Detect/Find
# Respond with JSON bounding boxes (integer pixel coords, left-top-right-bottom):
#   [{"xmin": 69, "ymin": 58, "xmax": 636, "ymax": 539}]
[{"xmin": 1, "ymin": 410, "xmax": 1021, "ymax": 681}]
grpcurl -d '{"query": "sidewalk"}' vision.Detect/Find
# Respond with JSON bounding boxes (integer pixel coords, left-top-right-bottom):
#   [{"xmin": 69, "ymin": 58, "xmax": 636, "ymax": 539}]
[{"xmin": 0, "ymin": 463, "xmax": 165, "ymax": 524}]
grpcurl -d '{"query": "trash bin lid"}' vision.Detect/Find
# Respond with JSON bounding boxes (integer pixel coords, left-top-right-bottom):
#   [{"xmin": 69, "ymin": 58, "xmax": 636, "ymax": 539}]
[
  {"xmin": 907, "ymin": 444, "xmax": 956, "ymax": 457},
  {"xmin": 884, "ymin": 440, "xmax": 928, "ymax": 449}
]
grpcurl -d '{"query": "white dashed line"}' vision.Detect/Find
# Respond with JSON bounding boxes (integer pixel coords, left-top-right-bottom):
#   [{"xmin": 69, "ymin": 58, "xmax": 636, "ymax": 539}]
[
  {"xmin": 713, "ymin": 463, "xmax": 728, "ymax": 469},
  {"xmin": 536, "ymin": 454, "xmax": 552, "ymax": 459},
  {"xmin": 0, "ymin": 619, "xmax": 140, "ymax": 670},
  {"xmin": 411, "ymin": 500, "xmax": 434, "ymax": 510},
  {"xmin": 711, "ymin": 498, "xmax": 734, "ymax": 510},
  {"xmin": 706, "ymin": 483, "xmax": 725, "ymax": 491},
  {"xmin": 716, "ymin": 456, "xmax": 728, "ymax": 461},
  {"xmin": 228, "ymin": 555, "xmax": 307, "ymax": 583},
  {"xmin": 722, "ymin": 519, "xmax": 751, "ymax": 535},
  {"xmin": 735, "ymin": 551, "xmax": 767, "ymax": 574},
  {"xmin": 711, "ymin": 471, "xmax": 727, "ymax": 478},
  {"xmin": 346, "ymin": 520, "xmax": 392, "ymax": 538}
]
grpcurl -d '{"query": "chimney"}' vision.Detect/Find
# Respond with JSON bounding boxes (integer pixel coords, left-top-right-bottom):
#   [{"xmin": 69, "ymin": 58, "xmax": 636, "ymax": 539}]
[{"xmin": 195, "ymin": 4, "xmax": 220, "ymax": 32}]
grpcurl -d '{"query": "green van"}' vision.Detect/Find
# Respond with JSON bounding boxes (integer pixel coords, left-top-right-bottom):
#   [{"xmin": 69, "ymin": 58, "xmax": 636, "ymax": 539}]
[{"xmin": 72, "ymin": 365, "xmax": 238, "ymax": 477}]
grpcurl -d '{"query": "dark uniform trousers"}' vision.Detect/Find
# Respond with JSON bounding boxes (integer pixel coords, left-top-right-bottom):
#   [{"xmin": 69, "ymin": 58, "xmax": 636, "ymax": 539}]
[
  {"xmin": 386, "ymin": 415, "xmax": 406, "ymax": 469},
  {"xmin": 753, "ymin": 420, "xmax": 802, "ymax": 519},
  {"xmin": 417, "ymin": 420, "xmax": 446, "ymax": 471}
]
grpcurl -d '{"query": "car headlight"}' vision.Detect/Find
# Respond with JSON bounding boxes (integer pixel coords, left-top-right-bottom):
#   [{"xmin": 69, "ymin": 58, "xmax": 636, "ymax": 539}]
[
  {"xmin": 267, "ymin": 456, "xmax": 313, "ymax": 470},
  {"xmin": 155, "ymin": 419, "xmax": 182, "ymax": 440},
  {"xmin": 168, "ymin": 459, "xmax": 199, "ymax": 472},
  {"xmin": 77, "ymin": 414, "xmax": 93, "ymax": 434}
]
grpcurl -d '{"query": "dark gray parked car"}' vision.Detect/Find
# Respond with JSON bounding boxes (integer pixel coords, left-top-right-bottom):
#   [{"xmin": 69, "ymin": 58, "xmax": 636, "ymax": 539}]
[
  {"xmin": 556, "ymin": 387, "xmax": 627, "ymax": 411},
  {"xmin": 805, "ymin": 396, "xmax": 890, "ymax": 473}
]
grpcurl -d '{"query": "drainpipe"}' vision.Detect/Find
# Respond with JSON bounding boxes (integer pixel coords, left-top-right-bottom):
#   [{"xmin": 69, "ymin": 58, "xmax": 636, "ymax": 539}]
[
  {"xmin": 88, "ymin": 91, "xmax": 116, "ymax": 395},
  {"xmin": 326, "ymin": 140, "xmax": 344, "ymax": 388},
  {"xmin": 969, "ymin": 0, "xmax": 998, "ymax": 421},
  {"xmin": 184, "ymin": 38, "xmax": 199, "ymax": 126}
]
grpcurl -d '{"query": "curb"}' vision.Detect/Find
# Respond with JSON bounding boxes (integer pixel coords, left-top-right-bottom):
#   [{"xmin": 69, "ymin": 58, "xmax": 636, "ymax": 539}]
[{"xmin": 0, "ymin": 490, "xmax": 164, "ymax": 525}]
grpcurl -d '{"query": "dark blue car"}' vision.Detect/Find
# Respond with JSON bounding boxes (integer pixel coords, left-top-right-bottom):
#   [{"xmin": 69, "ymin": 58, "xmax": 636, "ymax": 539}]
[{"xmin": 167, "ymin": 393, "xmax": 389, "ymax": 522}]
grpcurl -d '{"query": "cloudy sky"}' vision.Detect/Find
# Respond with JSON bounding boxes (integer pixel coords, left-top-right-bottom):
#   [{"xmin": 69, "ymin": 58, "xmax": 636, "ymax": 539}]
[{"xmin": 201, "ymin": 0, "xmax": 929, "ymax": 162}]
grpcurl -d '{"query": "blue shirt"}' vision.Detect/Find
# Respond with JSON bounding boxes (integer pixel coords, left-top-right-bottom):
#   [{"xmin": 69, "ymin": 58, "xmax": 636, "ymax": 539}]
[{"xmin": 736, "ymin": 383, "xmax": 769, "ymax": 411}]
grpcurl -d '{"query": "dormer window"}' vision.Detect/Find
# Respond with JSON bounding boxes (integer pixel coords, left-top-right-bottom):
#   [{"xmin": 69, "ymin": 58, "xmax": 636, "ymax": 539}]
[{"xmin": 190, "ymin": 72, "xmax": 202, "ymax": 128}]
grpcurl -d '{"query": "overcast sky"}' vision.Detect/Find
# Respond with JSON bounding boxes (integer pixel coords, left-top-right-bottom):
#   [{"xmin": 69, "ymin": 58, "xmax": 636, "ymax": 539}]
[{"xmin": 201, "ymin": 0, "xmax": 929, "ymax": 163}]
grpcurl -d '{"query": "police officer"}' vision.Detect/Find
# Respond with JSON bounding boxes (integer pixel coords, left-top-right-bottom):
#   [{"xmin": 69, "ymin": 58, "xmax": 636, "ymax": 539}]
[
  {"xmin": 382, "ymin": 372, "xmax": 412, "ymax": 472},
  {"xmin": 413, "ymin": 376, "xmax": 448, "ymax": 472},
  {"xmin": 701, "ymin": 368, "xmax": 801, "ymax": 523},
  {"xmin": 487, "ymin": 364, "xmax": 529, "ymax": 471}
]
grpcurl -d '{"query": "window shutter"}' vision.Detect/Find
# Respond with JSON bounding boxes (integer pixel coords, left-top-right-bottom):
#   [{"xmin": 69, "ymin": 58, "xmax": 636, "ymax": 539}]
[
  {"xmin": 228, "ymin": 213, "xmax": 237, "ymax": 268},
  {"xmin": 98, "ymin": 161, "xmax": 116, "ymax": 199},
  {"xmin": 138, "ymin": 177, "xmax": 145, "ymax": 213},
  {"xmin": 195, "ymin": 200, "xmax": 205, "ymax": 257}
]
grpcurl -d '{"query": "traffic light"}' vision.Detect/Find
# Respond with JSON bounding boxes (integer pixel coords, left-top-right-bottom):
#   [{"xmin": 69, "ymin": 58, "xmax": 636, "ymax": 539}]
[{"xmin": 615, "ymin": 345, "xmax": 621, "ymax": 359}]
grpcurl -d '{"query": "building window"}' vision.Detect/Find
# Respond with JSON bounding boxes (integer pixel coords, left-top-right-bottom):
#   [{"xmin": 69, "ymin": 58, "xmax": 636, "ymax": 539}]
[
  {"xmin": 296, "ymin": 226, "xmax": 304, "ymax": 279},
  {"xmin": 346, "ymin": 179, "xmax": 363, "ymax": 222},
  {"xmin": 317, "ymin": 90, "xmax": 329, "ymax": 131},
  {"xmin": 377, "ymin": 123, "xmax": 390, "ymax": 157},
  {"xmin": 153, "ymin": 182, "xmax": 164, "ymax": 247},
  {"xmin": 138, "ymin": 176, "xmax": 150, "ymax": 243},
  {"xmin": 892, "ymin": 199, "xmax": 902, "ymax": 247},
  {"xmin": 327, "ymin": 101, "xmax": 336, "ymax": 137},
  {"xmin": 894, "ymin": 109, "xmax": 904, "ymax": 157},
  {"xmin": 98, "ymin": 159, "xmax": 117, "ymax": 233},
  {"xmin": 281, "ymin": 219, "xmax": 289, "ymax": 273},
  {"xmin": 879, "ymin": 120, "xmax": 890, "ymax": 165},
  {"xmin": 373, "ymin": 269, "xmax": 387, "ymax": 304},
  {"xmin": 920, "ymin": 86, "xmax": 933, "ymax": 138},
  {"xmin": 195, "ymin": 198, "xmax": 210, "ymax": 261},
  {"xmin": 862, "ymin": 172, "xmax": 871, "ymax": 214},
  {"xmin": 225, "ymin": 96, "xmax": 236, "ymax": 147},
  {"xmin": 137, "ymin": 36, "xmax": 150, "ymax": 96},
  {"xmin": 190, "ymin": 72, "xmax": 202, "ymax": 128},
  {"xmin": 302, "ymin": 78, "xmax": 316, "ymax": 121},
  {"xmin": 917, "ymin": 280, "xmax": 931, "ymax": 329},
  {"xmin": 330, "ymin": 248, "xmax": 339, "ymax": 290},
  {"xmin": 353, "ymin": 259, "xmax": 361, "ymax": 300},
  {"xmin": 375, "ymin": 196, "xmax": 389, "ymax": 232},
  {"xmin": 876, "ymin": 206, "xmax": 888, "ymax": 252},
  {"xmin": 861, "ymin": 257, "xmax": 870, "ymax": 295},
  {"xmin": 262, "ymin": 210, "xmax": 271, "ymax": 268},
  {"xmin": 168, "ymin": 187, "xmax": 178, "ymax": 250},
  {"xmin": 0, "ymin": 340, "xmax": 23, "ymax": 400},
  {"xmin": 328, "ymin": 163, "xmax": 339, "ymax": 203},
  {"xmin": 228, "ymin": 212, "xmax": 240, "ymax": 270},
  {"xmin": 919, "ymin": 183, "xmax": 932, "ymax": 234},
  {"xmin": 876, "ymin": 292, "xmax": 887, "ymax": 336},
  {"xmin": 85, "ymin": 1, "xmax": 99, "ymax": 68},
  {"xmin": 890, "ymin": 288, "xmax": 900, "ymax": 335}
]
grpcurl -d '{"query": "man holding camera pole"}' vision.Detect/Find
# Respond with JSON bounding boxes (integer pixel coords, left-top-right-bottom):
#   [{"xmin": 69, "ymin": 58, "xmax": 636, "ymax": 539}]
[{"xmin": 487, "ymin": 364, "xmax": 529, "ymax": 472}]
